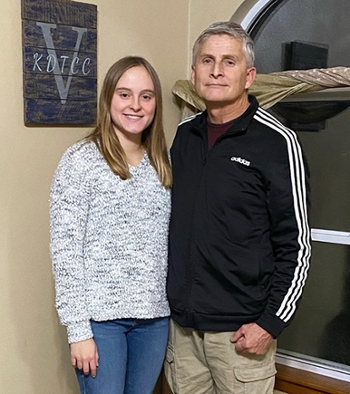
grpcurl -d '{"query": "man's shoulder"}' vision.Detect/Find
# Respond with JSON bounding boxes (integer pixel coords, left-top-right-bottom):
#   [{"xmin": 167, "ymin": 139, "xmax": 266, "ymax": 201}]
[
  {"xmin": 171, "ymin": 112, "xmax": 204, "ymax": 153},
  {"xmin": 253, "ymin": 106, "xmax": 297, "ymax": 140},
  {"xmin": 177, "ymin": 111, "xmax": 204, "ymax": 129}
]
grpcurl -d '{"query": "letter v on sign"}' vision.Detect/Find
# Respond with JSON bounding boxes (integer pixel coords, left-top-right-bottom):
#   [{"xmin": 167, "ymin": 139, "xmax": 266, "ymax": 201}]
[{"xmin": 36, "ymin": 22, "xmax": 87, "ymax": 104}]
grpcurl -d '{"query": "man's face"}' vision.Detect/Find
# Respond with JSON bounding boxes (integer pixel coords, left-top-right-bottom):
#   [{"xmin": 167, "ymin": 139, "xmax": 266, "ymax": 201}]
[{"xmin": 191, "ymin": 34, "xmax": 256, "ymax": 108}]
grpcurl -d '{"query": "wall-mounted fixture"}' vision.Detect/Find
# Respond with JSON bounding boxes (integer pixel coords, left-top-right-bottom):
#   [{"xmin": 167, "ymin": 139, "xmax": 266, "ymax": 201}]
[{"xmin": 21, "ymin": 0, "xmax": 97, "ymax": 125}]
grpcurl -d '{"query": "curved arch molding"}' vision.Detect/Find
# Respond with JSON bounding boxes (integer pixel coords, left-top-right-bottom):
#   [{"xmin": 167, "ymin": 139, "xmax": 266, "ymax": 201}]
[{"xmin": 230, "ymin": 0, "xmax": 273, "ymax": 30}]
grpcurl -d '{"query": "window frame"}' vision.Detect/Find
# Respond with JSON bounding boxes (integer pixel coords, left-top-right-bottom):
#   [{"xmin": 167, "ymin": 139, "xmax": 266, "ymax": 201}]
[{"xmin": 231, "ymin": 0, "xmax": 350, "ymax": 383}]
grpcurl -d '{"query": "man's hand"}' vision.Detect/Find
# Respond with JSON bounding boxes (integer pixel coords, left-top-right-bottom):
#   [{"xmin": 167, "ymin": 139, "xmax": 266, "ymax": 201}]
[
  {"xmin": 70, "ymin": 338, "xmax": 99, "ymax": 378},
  {"xmin": 230, "ymin": 323, "xmax": 273, "ymax": 355}
]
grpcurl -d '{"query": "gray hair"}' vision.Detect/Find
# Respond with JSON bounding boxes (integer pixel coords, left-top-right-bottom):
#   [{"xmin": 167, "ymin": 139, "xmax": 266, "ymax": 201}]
[{"xmin": 192, "ymin": 21, "xmax": 255, "ymax": 67}]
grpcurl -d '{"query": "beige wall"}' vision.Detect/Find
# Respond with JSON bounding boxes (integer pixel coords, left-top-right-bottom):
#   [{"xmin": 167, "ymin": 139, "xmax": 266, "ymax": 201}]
[{"xmin": 0, "ymin": 0, "xmax": 243, "ymax": 392}]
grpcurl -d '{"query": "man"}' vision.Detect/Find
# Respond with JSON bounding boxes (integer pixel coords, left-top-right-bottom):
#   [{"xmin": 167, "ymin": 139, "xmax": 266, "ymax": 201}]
[{"xmin": 165, "ymin": 21, "xmax": 311, "ymax": 394}]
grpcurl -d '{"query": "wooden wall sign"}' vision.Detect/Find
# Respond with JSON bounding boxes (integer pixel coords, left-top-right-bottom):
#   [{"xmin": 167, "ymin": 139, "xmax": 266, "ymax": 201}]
[{"xmin": 21, "ymin": 0, "xmax": 97, "ymax": 125}]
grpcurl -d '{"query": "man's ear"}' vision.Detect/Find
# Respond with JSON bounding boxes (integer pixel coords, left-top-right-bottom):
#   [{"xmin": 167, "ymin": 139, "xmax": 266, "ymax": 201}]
[
  {"xmin": 245, "ymin": 67, "xmax": 256, "ymax": 90},
  {"xmin": 190, "ymin": 67, "xmax": 196, "ymax": 85}
]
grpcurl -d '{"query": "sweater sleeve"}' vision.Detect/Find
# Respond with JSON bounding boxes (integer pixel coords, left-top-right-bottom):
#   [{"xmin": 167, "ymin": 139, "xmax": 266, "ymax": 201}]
[
  {"xmin": 255, "ymin": 129, "xmax": 311, "ymax": 338},
  {"xmin": 50, "ymin": 144, "xmax": 93, "ymax": 343}
]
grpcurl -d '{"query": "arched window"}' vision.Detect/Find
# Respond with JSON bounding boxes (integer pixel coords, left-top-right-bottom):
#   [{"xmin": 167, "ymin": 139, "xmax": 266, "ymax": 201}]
[{"xmin": 232, "ymin": 0, "xmax": 350, "ymax": 381}]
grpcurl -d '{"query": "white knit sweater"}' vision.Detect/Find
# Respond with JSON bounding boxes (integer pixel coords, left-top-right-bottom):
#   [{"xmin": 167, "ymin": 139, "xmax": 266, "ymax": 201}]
[{"xmin": 50, "ymin": 141, "xmax": 171, "ymax": 343}]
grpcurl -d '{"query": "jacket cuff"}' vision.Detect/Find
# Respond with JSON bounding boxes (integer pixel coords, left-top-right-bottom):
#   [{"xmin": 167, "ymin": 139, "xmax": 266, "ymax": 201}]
[
  {"xmin": 67, "ymin": 321, "xmax": 93, "ymax": 344},
  {"xmin": 255, "ymin": 313, "xmax": 287, "ymax": 339}
]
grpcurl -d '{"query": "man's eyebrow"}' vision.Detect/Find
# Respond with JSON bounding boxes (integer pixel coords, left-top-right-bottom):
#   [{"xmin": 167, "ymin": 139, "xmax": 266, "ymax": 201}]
[
  {"xmin": 199, "ymin": 53, "xmax": 213, "ymax": 58},
  {"xmin": 222, "ymin": 54, "xmax": 240, "ymax": 61},
  {"xmin": 198, "ymin": 53, "xmax": 240, "ymax": 60}
]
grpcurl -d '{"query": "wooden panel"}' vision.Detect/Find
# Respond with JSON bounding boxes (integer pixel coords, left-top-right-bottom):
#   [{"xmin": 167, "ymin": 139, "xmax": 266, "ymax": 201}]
[
  {"xmin": 23, "ymin": 47, "xmax": 97, "ymax": 77},
  {"xmin": 275, "ymin": 363, "xmax": 350, "ymax": 394},
  {"xmin": 21, "ymin": 0, "xmax": 97, "ymax": 125},
  {"xmin": 22, "ymin": 0, "xmax": 97, "ymax": 28},
  {"xmin": 23, "ymin": 20, "xmax": 97, "ymax": 51},
  {"xmin": 25, "ymin": 98, "xmax": 96, "ymax": 125},
  {"xmin": 275, "ymin": 379, "xmax": 328, "ymax": 394},
  {"xmin": 24, "ymin": 74, "xmax": 96, "ymax": 100},
  {"xmin": 155, "ymin": 364, "xmax": 350, "ymax": 394}
]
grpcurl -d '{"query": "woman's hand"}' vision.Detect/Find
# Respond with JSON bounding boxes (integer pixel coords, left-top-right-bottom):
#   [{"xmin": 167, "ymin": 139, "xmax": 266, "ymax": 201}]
[{"xmin": 70, "ymin": 338, "xmax": 99, "ymax": 378}]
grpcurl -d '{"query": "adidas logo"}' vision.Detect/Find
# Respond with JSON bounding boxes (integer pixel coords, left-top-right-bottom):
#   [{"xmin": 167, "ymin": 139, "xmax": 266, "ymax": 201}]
[{"xmin": 231, "ymin": 156, "xmax": 250, "ymax": 166}]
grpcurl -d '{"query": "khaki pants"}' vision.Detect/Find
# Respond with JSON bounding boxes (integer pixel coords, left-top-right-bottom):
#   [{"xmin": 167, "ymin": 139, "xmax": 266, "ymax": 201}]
[{"xmin": 164, "ymin": 319, "xmax": 276, "ymax": 394}]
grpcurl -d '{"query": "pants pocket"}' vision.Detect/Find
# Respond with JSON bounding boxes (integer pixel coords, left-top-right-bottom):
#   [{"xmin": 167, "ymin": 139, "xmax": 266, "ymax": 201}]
[
  {"xmin": 233, "ymin": 362, "xmax": 276, "ymax": 394},
  {"xmin": 164, "ymin": 343, "xmax": 178, "ymax": 393}
]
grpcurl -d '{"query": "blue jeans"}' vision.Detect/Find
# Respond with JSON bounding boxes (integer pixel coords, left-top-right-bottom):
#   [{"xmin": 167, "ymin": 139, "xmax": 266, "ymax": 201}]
[{"xmin": 76, "ymin": 317, "xmax": 169, "ymax": 394}]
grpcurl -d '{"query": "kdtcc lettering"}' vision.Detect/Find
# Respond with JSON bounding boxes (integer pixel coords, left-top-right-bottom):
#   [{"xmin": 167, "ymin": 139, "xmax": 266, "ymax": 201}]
[
  {"xmin": 33, "ymin": 22, "xmax": 91, "ymax": 104},
  {"xmin": 32, "ymin": 52, "xmax": 91, "ymax": 75}
]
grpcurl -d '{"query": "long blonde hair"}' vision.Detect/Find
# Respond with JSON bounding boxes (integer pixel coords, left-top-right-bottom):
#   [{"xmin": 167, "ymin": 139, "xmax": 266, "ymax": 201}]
[{"xmin": 87, "ymin": 56, "xmax": 172, "ymax": 188}]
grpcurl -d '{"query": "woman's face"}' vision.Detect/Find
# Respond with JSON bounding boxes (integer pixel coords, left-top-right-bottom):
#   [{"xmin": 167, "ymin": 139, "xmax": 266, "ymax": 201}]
[{"xmin": 110, "ymin": 66, "xmax": 156, "ymax": 141}]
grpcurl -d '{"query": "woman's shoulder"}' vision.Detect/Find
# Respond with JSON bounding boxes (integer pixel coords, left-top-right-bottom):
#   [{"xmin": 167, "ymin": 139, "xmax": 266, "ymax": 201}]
[
  {"xmin": 64, "ymin": 139, "xmax": 98, "ymax": 158},
  {"xmin": 60, "ymin": 140, "xmax": 101, "ymax": 166},
  {"xmin": 54, "ymin": 140, "xmax": 103, "ymax": 181}
]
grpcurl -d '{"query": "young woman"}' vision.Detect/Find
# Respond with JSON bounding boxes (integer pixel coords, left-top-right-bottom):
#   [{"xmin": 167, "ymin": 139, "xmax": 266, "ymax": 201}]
[{"xmin": 50, "ymin": 56, "xmax": 172, "ymax": 394}]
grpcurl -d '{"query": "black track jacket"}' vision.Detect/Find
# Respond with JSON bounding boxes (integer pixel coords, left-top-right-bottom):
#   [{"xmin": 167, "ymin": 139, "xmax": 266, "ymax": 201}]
[{"xmin": 167, "ymin": 96, "xmax": 311, "ymax": 338}]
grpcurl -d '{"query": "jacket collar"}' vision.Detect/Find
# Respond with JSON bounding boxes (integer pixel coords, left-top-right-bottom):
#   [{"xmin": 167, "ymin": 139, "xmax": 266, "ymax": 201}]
[{"xmin": 191, "ymin": 95, "xmax": 259, "ymax": 137}]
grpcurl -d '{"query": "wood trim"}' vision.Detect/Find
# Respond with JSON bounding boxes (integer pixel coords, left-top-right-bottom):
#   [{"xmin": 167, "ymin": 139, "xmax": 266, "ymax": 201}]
[
  {"xmin": 275, "ymin": 363, "xmax": 350, "ymax": 394},
  {"xmin": 155, "ymin": 363, "xmax": 350, "ymax": 394}
]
